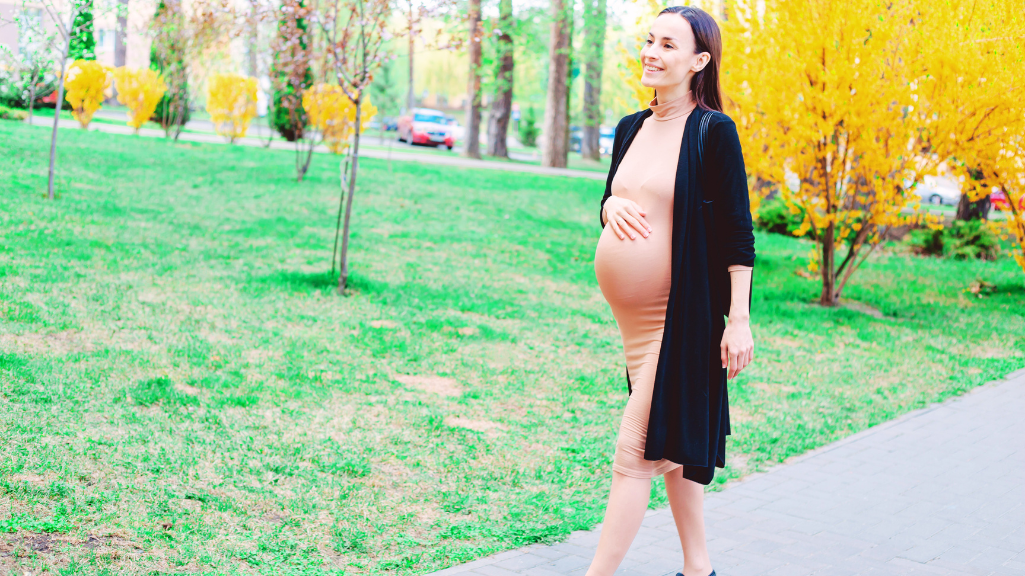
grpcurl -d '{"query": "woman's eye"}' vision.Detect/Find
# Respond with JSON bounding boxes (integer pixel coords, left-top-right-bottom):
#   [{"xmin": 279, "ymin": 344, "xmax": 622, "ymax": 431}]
[
  {"xmin": 664, "ymin": 44, "xmax": 674, "ymax": 49},
  {"xmin": 645, "ymin": 38, "xmax": 653, "ymax": 45}
]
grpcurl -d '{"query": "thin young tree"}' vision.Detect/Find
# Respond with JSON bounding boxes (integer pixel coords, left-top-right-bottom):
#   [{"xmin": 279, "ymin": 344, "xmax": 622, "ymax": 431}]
[
  {"xmin": 541, "ymin": 0, "xmax": 572, "ymax": 168},
  {"xmin": 314, "ymin": 0, "xmax": 390, "ymax": 293},
  {"xmin": 463, "ymin": 0, "xmax": 482, "ymax": 159},
  {"xmin": 29, "ymin": 0, "xmax": 88, "ymax": 199},
  {"xmin": 485, "ymin": 0, "xmax": 513, "ymax": 158},
  {"xmin": 580, "ymin": 0, "xmax": 605, "ymax": 161}
]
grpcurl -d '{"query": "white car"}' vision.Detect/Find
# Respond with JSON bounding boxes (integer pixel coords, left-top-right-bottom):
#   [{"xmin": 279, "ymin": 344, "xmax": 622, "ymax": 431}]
[{"xmin": 915, "ymin": 175, "xmax": 961, "ymax": 206}]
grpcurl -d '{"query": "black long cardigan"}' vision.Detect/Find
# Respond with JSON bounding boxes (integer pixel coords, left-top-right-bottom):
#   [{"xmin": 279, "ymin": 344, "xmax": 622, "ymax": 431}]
[{"xmin": 600, "ymin": 107, "xmax": 755, "ymax": 486}]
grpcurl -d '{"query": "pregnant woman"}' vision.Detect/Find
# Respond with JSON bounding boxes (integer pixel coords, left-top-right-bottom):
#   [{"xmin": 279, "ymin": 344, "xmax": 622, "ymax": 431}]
[{"xmin": 590, "ymin": 6, "xmax": 755, "ymax": 576}]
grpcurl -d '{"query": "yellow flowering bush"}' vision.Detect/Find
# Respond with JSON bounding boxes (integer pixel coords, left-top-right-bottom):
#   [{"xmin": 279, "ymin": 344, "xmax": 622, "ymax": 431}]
[
  {"xmin": 64, "ymin": 60, "xmax": 112, "ymax": 128},
  {"xmin": 302, "ymin": 84, "xmax": 376, "ymax": 154},
  {"xmin": 206, "ymin": 73, "xmax": 257, "ymax": 143},
  {"xmin": 112, "ymin": 67, "xmax": 167, "ymax": 132},
  {"xmin": 721, "ymin": 0, "xmax": 1024, "ymax": 303}
]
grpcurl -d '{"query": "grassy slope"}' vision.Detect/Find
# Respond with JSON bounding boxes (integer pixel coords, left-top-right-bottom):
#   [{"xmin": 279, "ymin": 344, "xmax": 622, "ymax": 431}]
[{"xmin": 0, "ymin": 121, "xmax": 1023, "ymax": 575}]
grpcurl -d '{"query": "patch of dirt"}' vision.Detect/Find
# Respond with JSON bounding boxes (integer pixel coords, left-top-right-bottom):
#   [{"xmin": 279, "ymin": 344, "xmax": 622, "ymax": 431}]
[
  {"xmin": 749, "ymin": 381, "xmax": 799, "ymax": 393},
  {"xmin": 841, "ymin": 300, "xmax": 887, "ymax": 319},
  {"xmin": 764, "ymin": 336, "xmax": 806, "ymax": 349},
  {"xmin": 369, "ymin": 320, "xmax": 400, "ymax": 329},
  {"xmin": 456, "ymin": 327, "xmax": 478, "ymax": 336},
  {"xmin": 443, "ymin": 416, "xmax": 508, "ymax": 432},
  {"xmin": 393, "ymin": 374, "xmax": 462, "ymax": 397},
  {"xmin": 0, "ymin": 330, "xmax": 95, "ymax": 355},
  {"xmin": 0, "ymin": 328, "xmax": 160, "ymax": 355},
  {"xmin": 8, "ymin": 473, "xmax": 49, "ymax": 485},
  {"xmin": 174, "ymin": 383, "xmax": 202, "ymax": 396}
]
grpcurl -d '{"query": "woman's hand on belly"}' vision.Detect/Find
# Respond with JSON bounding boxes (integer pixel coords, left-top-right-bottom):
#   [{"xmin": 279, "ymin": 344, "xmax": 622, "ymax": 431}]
[{"xmin": 602, "ymin": 196, "xmax": 651, "ymax": 240}]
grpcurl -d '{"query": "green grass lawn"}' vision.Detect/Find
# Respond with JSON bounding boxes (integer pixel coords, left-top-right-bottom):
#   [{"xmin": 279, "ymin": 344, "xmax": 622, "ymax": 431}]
[{"xmin": 1, "ymin": 120, "xmax": 1023, "ymax": 575}]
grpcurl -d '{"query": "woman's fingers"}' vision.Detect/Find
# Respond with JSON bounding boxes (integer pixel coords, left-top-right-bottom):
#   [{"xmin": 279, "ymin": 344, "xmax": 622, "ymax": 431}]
[
  {"xmin": 618, "ymin": 213, "xmax": 645, "ymax": 239},
  {"xmin": 619, "ymin": 200, "xmax": 651, "ymax": 229},
  {"xmin": 728, "ymin": 349, "xmax": 740, "ymax": 379},
  {"xmin": 608, "ymin": 214, "xmax": 626, "ymax": 240},
  {"xmin": 624, "ymin": 205, "xmax": 651, "ymax": 235},
  {"xmin": 720, "ymin": 341, "xmax": 728, "ymax": 369}
]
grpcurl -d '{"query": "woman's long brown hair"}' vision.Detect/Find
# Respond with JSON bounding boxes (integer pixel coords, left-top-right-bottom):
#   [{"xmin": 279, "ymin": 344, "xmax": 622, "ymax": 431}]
[{"xmin": 657, "ymin": 5, "xmax": 724, "ymax": 112}]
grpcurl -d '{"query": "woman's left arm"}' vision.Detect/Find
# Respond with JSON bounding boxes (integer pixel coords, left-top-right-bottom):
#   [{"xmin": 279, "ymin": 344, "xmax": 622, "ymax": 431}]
[
  {"xmin": 707, "ymin": 117, "xmax": 756, "ymax": 379},
  {"xmin": 722, "ymin": 265, "xmax": 753, "ymax": 379}
]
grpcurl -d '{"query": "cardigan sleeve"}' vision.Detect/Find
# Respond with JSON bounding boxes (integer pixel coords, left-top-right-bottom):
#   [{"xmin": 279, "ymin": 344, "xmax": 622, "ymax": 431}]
[
  {"xmin": 706, "ymin": 117, "xmax": 756, "ymax": 268},
  {"xmin": 599, "ymin": 116, "xmax": 630, "ymax": 227}
]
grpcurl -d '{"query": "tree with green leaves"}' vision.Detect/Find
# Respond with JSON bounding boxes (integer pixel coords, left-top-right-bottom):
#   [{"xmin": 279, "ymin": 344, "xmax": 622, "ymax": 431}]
[
  {"xmin": 68, "ymin": 0, "xmax": 96, "ymax": 61},
  {"xmin": 149, "ymin": 0, "xmax": 191, "ymax": 135},
  {"xmin": 269, "ymin": 0, "xmax": 313, "ymax": 142}
]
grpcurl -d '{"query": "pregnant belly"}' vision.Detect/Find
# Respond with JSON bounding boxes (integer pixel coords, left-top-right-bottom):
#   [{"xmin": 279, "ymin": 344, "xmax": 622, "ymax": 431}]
[{"xmin": 594, "ymin": 223, "xmax": 672, "ymax": 310}]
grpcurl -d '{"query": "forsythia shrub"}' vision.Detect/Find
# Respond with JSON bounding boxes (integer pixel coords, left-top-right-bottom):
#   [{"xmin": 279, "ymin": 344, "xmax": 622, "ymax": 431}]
[
  {"xmin": 64, "ymin": 60, "xmax": 112, "ymax": 128},
  {"xmin": 206, "ymin": 73, "xmax": 257, "ymax": 143},
  {"xmin": 302, "ymin": 84, "xmax": 376, "ymax": 154},
  {"xmin": 112, "ymin": 67, "xmax": 167, "ymax": 132}
]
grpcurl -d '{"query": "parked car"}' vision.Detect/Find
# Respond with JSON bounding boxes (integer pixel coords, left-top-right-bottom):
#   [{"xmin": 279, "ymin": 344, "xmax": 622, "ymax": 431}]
[
  {"xmin": 397, "ymin": 108, "xmax": 455, "ymax": 150},
  {"xmin": 598, "ymin": 127, "xmax": 615, "ymax": 156},
  {"xmin": 914, "ymin": 175, "xmax": 961, "ymax": 206},
  {"xmin": 990, "ymin": 188, "xmax": 1025, "ymax": 211},
  {"xmin": 570, "ymin": 126, "xmax": 616, "ymax": 155},
  {"xmin": 382, "ymin": 116, "xmax": 398, "ymax": 131}
]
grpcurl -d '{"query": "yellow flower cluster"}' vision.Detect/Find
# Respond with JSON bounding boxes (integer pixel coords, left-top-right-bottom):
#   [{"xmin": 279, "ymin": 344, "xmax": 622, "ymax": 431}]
[
  {"xmin": 64, "ymin": 60, "xmax": 112, "ymax": 129},
  {"xmin": 206, "ymin": 73, "xmax": 257, "ymax": 143},
  {"xmin": 112, "ymin": 67, "xmax": 167, "ymax": 132},
  {"xmin": 302, "ymin": 84, "xmax": 376, "ymax": 155}
]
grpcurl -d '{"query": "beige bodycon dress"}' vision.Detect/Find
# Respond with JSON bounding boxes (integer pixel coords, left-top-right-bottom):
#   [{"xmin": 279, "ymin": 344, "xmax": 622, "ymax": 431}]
[{"xmin": 594, "ymin": 91, "xmax": 696, "ymax": 479}]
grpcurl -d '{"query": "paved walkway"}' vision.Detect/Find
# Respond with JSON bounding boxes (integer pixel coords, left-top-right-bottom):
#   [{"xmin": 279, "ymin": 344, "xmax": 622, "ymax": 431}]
[
  {"xmin": 429, "ymin": 368, "xmax": 1025, "ymax": 576},
  {"xmin": 25, "ymin": 116, "xmax": 606, "ymax": 181}
]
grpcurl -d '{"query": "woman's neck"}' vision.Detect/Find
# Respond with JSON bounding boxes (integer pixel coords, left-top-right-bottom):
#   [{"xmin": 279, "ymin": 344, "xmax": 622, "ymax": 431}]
[{"xmin": 655, "ymin": 80, "xmax": 693, "ymax": 106}]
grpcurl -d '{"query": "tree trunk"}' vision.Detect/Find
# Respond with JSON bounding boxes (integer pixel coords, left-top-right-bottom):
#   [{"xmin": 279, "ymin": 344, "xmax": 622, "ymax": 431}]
[
  {"xmin": 955, "ymin": 194, "xmax": 991, "ymax": 221},
  {"xmin": 580, "ymin": 0, "xmax": 605, "ymax": 161},
  {"xmin": 464, "ymin": 0, "xmax": 482, "ymax": 159},
  {"xmin": 338, "ymin": 95, "xmax": 363, "ymax": 293},
  {"xmin": 247, "ymin": 1, "xmax": 259, "ymax": 78},
  {"xmin": 541, "ymin": 0, "xmax": 571, "ymax": 168},
  {"xmin": 407, "ymin": 1, "xmax": 415, "ymax": 112},
  {"xmin": 486, "ymin": 0, "xmax": 514, "ymax": 158},
  {"xmin": 49, "ymin": 14, "xmax": 76, "ymax": 201},
  {"xmin": 115, "ymin": 0, "xmax": 127, "ymax": 67}
]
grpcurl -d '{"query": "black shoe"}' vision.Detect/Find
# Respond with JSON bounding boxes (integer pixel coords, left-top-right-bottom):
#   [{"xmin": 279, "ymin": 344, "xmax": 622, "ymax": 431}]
[{"xmin": 675, "ymin": 572, "xmax": 715, "ymax": 576}]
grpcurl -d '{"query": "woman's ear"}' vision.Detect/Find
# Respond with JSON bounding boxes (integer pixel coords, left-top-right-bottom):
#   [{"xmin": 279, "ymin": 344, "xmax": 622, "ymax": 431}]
[{"xmin": 692, "ymin": 52, "xmax": 711, "ymax": 72}]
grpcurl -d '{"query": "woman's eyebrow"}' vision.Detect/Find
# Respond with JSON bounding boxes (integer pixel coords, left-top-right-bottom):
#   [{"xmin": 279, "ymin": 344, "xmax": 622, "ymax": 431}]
[{"xmin": 648, "ymin": 33, "xmax": 678, "ymax": 41}]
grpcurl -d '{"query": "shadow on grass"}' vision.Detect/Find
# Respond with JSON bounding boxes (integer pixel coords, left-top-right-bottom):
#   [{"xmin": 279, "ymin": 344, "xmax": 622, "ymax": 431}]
[{"xmin": 255, "ymin": 270, "xmax": 338, "ymax": 293}]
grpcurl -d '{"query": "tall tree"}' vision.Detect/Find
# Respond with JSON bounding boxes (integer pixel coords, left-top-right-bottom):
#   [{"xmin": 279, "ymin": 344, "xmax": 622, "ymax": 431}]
[
  {"xmin": 114, "ymin": 0, "xmax": 127, "ymax": 67},
  {"xmin": 580, "ymin": 0, "xmax": 605, "ymax": 161},
  {"xmin": 464, "ymin": 0, "xmax": 482, "ymax": 159},
  {"xmin": 485, "ymin": 0, "xmax": 513, "ymax": 158},
  {"xmin": 270, "ymin": 0, "xmax": 313, "ymax": 143},
  {"xmin": 68, "ymin": 0, "xmax": 95, "ymax": 61},
  {"xmin": 541, "ymin": 0, "xmax": 571, "ymax": 168}
]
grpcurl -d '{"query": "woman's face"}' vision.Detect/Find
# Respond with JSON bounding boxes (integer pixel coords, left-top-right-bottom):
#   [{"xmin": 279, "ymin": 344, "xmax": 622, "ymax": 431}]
[{"xmin": 640, "ymin": 14, "xmax": 710, "ymax": 92}]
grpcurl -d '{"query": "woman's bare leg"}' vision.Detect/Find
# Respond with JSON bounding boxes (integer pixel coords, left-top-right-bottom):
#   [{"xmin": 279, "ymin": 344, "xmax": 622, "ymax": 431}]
[
  {"xmin": 584, "ymin": 470, "xmax": 652, "ymax": 576},
  {"xmin": 664, "ymin": 468, "xmax": 713, "ymax": 576}
]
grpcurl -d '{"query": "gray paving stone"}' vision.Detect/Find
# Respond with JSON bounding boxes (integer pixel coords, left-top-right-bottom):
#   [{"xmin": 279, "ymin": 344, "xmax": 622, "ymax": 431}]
[{"xmin": 424, "ymin": 371, "xmax": 1025, "ymax": 576}]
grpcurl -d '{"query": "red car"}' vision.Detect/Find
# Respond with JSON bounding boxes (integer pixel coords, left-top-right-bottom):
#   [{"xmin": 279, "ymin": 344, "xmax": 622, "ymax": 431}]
[
  {"xmin": 990, "ymin": 189, "xmax": 1025, "ymax": 211},
  {"xmin": 397, "ymin": 108, "xmax": 455, "ymax": 150}
]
